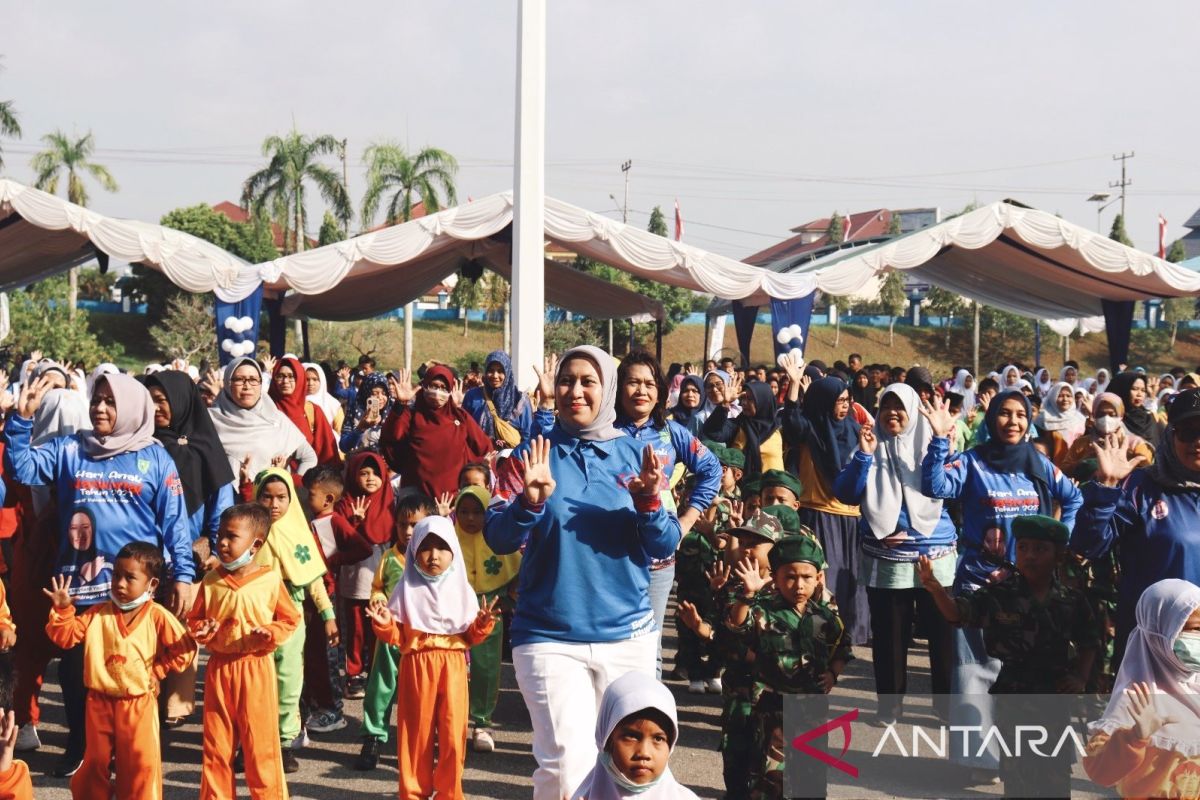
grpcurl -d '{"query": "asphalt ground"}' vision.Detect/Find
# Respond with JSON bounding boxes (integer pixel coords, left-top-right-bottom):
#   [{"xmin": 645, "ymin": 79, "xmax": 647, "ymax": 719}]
[{"xmin": 19, "ymin": 599, "xmax": 1111, "ymax": 799}]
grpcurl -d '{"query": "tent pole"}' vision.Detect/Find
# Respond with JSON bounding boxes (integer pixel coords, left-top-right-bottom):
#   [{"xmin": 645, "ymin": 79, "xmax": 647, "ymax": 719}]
[
  {"xmin": 655, "ymin": 319, "xmax": 663, "ymax": 364},
  {"xmin": 511, "ymin": 0, "xmax": 547, "ymax": 390},
  {"xmin": 404, "ymin": 302, "xmax": 414, "ymax": 371},
  {"xmin": 629, "ymin": 320, "xmax": 635, "ymax": 353},
  {"xmin": 972, "ymin": 302, "xmax": 980, "ymax": 377},
  {"xmin": 608, "ymin": 319, "xmax": 614, "ymax": 354},
  {"xmin": 703, "ymin": 314, "xmax": 711, "ymax": 364},
  {"xmin": 301, "ymin": 319, "xmax": 311, "ymax": 362}
]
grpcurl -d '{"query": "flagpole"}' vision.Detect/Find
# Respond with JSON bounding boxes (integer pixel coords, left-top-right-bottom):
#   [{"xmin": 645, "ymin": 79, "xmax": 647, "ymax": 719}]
[{"xmin": 512, "ymin": 0, "xmax": 546, "ymax": 389}]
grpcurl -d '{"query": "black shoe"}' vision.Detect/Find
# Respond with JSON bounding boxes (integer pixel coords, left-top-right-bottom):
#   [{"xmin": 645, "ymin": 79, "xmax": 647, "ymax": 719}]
[
  {"xmin": 52, "ymin": 752, "xmax": 84, "ymax": 778},
  {"xmin": 233, "ymin": 747, "xmax": 244, "ymax": 774},
  {"xmin": 354, "ymin": 738, "xmax": 381, "ymax": 771},
  {"xmin": 282, "ymin": 748, "xmax": 300, "ymax": 774}
]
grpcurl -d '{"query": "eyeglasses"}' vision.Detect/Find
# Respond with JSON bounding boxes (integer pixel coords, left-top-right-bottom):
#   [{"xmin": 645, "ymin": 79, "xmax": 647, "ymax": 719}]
[
  {"xmin": 231, "ymin": 377, "xmax": 261, "ymax": 387},
  {"xmin": 274, "ymin": 374, "xmax": 297, "ymax": 383}
]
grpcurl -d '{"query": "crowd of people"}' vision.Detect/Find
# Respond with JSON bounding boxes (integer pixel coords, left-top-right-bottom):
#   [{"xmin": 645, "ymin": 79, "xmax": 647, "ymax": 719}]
[{"xmin": 0, "ymin": 346, "xmax": 1193, "ymax": 799}]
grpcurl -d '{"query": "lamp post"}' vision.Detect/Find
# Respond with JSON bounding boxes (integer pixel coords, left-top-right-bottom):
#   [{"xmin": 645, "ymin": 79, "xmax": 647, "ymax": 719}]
[{"xmin": 1087, "ymin": 192, "xmax": 1120, "ymax": 234}]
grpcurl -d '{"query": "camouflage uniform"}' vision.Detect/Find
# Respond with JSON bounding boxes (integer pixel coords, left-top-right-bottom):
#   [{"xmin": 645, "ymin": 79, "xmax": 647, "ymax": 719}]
[
  {"xmin": 675, "ymin": 527, "xmax": 723, "ymax": 681},
  {"xmin": 730, "ymin": 592, "xmax": 852, "ymax": 800}
]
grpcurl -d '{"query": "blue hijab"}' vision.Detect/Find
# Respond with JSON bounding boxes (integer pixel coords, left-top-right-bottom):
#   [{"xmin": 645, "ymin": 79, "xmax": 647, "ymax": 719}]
[
  {"xmin": 973, "ymin": 390, "xmax": 1052, "ymax": 513},
  {"xmin": 802, "ymin": 376, "xmax": 860, "ymax": 484},
  {"xmin": 345, "ymin": 372, "xmax": 392, "ymax": 430},
  {"xmin": 479, "ymin": 350, "xmax": 519, "ymax": 438}
]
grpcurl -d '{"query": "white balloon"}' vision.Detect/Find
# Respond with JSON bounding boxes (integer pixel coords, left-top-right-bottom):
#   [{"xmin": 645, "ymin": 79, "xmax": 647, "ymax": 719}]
[
  {"xmin": 221, "ymin": 338, "xmax": 235, "ymax": 353},
  {"xmin": 239, "ymin": 316, "xmax": 255, "ymax": 333},
  {"xmin": 789, "ymin": 347, "xmax": 805, "ymax": 362},
  {"xmin": 223, "ymin": 316, "xmax": 238, "ymax": 331},
  {"xmin": 238, "ymin": 341, "xmax": 256, "ymax": 357},
  {"xmin": 775, "ymin": 328, "xmax": 791, "ymax": 345}
]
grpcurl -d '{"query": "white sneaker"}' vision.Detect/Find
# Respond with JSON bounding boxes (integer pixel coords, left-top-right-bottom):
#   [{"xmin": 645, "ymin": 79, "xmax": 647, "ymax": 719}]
[
  {"xmin": 705, "ymin": 677, "xmax": 723, "ymax": 694},
  {"xmin": 472, "ymin": 728, "xmax": 495, "ymax": 752},
  {"xmin": 687, "ymin": 680, "xmax": 706, "ymax": 694},
  {"xmin": 14, "ymin": 724, "xmax": 39, "ymax": 752},
  {"xmin": 290, "ymin": 728, "xmax": 310, "ymax": 750}
]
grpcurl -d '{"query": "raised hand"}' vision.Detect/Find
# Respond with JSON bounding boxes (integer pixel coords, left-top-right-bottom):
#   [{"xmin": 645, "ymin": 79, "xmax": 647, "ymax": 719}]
[
  {"xmin": 733, "ymin": 555, "xmax": 767, "ymax": 598},
  {"xmin": 0, "ymin": 369, "xmax": 9, "ymax": 391},
  {"xmin": 364, "ymin": 603, "xmax": 393, "ymax": 628},
  {"xmin": 521, "ymin": 436, "xmax": 557, "ymax": 505},
  {"xmin": 780, "ymin": 351, "xmax": 804, "ymax": 384},
  {"xmin": 533, "ymin": 354, "xmax": 559, "ymax": 411},
  {"xmin": 626, "ymin": 444, "xmax": 664, "ymax": 496},
  {"xmin": 724, "ymin": 373, "xmax": 744, "ymax": 406},
  {"xmin": 1092, "ymin": 433, "xmax": 1147, "ymax": 487},
  {"xmin": 337, "ymin": 366, "xmax": 352, "ymax": 388},
  {"xmin": 17, "ymin": 374, "xmax": 54, "ymax": 420},
  {"xmin": 476, "ymin": 595, "xmax": 501, "ymax": 626},
  {"xmin": 388, "ymin": 368, "xmax": 415, "ymax": 404},
  {"xmin": 450, "ymin": 378, "xmax": 465, "ymax": 407},
  {"xmin": 1127, "ymin": 681, "xmax": 1179, "ymax": 740},
  {"xmin": 727, "ymin": 499, "xmax": 745, "ymax": 530},
  {"xmin": 349, "ymin": 496, "xmax": 371, "ymax": 521},
  {"xmin": 677, "ymin": 600, "xmax": 705, "ymax": 634},
  {"xmin": 42, "ymin": 574, "xmax": 73, "ymax": 609},
  {"xmin": 706, "ymin": 560, "xmax": 732, "ymax": 592},
  {"xmin": 239, "ymin": 455, "xmax": 253, "ymax": 486},
  {"xmin": 260, "ymin": 354, "xmax": 277, "ymax": 375},
  {"xmin": 0, "ymin": 390, "xmax": 14, "ymax": 415},
  {"xmin": 270, "ymin": 454, "xmax": 287, "ymax": 468},
  {"xmin": 683, "ymin": 363, "xmax": 699, "ymax": 377},
  {"xmin": 0, "ymin": 709, "xmax": 16, "ymax": 775},
  {"xmin": 203, "ymin": 368, "xmax": 223, "ymax": 396},
  {"xmin": 918, "ymin": 394, "xmax": 956, "ymax": 438},
  {"xmin": 435, "ymin": 492, "xmax": 454, "ymax": 517},
  {"xmin": 858, "ymin": 422, "xmax": 878, "ymax": 456}
]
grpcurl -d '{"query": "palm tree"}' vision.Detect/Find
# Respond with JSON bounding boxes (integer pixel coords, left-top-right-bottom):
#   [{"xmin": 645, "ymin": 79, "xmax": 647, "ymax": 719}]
[
  {"xmin": 0, "ymin": 58, "xmax": 21, "ymax": 171},
  {"xmin": 241, "ymin": 131, "xmax": 351, "ymax": 254},
  {"xmin": 360, "ymin": 142, "xmax": 458, "ymax": 228},
  {"xmin": 31, "ymin": 130, "xmax": 118, "ymax": 319}
]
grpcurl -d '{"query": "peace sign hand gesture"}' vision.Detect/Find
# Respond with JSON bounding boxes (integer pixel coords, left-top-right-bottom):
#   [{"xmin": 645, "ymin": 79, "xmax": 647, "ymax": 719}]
[
  {"xmin": 858, "ymin": 422, "xmax": 878, "ymax": 456},
  {"xmin": 521, "ymin": 436, "xmax": 557, "ymax": 505},
  {"xmin": 918, "ymin": 394, "xmax": 956, "ymax": 439},
  {"xmin": 533, "ymin": 354, "xmax": 558, "ymax": 411},
  {"xmin": 476, "ymin": 595, "xmax": 501, "ymax": 627},
  {"xmin": 349, "ymin": 496, "xmax": 371, "ymax": 521},
  {"xmin": 626, "ymin": 444, "xmax": 664, "ymax": 496},
  {"xmin": 389, "ymin": 369, "xmax": 416, "ymax": 405}
]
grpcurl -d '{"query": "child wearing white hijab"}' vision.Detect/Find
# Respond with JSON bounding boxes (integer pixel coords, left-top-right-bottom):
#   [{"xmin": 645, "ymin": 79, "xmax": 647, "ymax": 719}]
[
  {"xmin": 1083, "ymin": 579, "xmax": 1200, "ymax": 798},
  {"xmin": 571, "ymin": 671, "xmax": 698, "ymax": 800}
]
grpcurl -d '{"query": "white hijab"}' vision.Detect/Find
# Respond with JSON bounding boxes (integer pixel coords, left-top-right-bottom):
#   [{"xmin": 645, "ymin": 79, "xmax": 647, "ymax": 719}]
[
  {"xmin": 1089, "ymin": 579, "xmax": 1200, "ymax": 757},
  {"xmin": 571, "ymin": 671, "xmax": 698, "ymax": 800},
  {"xmin": 1037, "ymin": 381, "xmax": 1086, "ymax": 434},
  {"xmin": 1059, "ymin": 365, "xmax": 1078, "ymax": 387},
  {"xmin": 387, "ymin": 515, "xmax": 479, "ymax": 635},
  {"xmin": 1095, "ymin": 368, "xmax": 1111, "ymax": 396},
  {"xmin": 697, "ymin": 369, "xmax": 740, "ymax": 424},
  {"xmin": 860, "ymin": 384, "xmax": 944, "ymax": 538},
  {"xmin": 303, "ymin": 362, "xmax": 341, "ymax": 434},
  {"xmin": 1001, "ymin": 364, "xmax": 1021, "ymax": 388},
  {"xmin": 208, "ymin": 356, "xmax": 313, "ymax": 477},
  {"xmin": 1035, "ymin": 368, "xmax": 1053, "ymax": 398},
  {"xmin": 950, "ymin": 369, "xmax": 976, "ymax": 411}
]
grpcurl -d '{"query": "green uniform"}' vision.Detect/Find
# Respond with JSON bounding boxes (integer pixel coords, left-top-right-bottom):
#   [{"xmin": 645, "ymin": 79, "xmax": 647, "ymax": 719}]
[
  {"xmin": 361, "ymin": 548, "xmax": 405, "ymax": 743},
  {"xmin": 730, "ymin": 593, "xmax": 852, "ymax": 800},
  {"xmin": 675, "ymin": 529, "xmax": 722, "ymax": 681}
]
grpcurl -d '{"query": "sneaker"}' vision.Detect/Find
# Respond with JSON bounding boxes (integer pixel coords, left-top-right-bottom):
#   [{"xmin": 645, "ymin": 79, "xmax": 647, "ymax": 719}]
[
  {"xmin": 687, "ymin": 680, "xmax": 706, "ymax": 694},
  {"xmin": 281, "ymin": 748, "xmax": 300, "ymax": 774},
  {"xmin": 306, "ymin": 709, "xmax": 347, "ymax": 734},
  {"xmin": 51, "ymin": 753, "xmax": 84, "ymax": 778},
  {"xmin": 354, "ymin": 738, "xmax": 381, "ymax": 771},
  {"xmin": 344, "ymin": 676, "xmax": 367, "ymax": 699},
  {"xmin": 472, "ymin": 728, "xmax": 495, "ymax": 753},
  {"xmin": 290, "ymin": 728, "xmax": 310, "ymax": 750},
  {"xmin": 14, "ymin": 724, "xmax": 39, "ymax": 752},
  {"xmin": 705, "ymin": 677, "xmax": 723, "ymax": 694}
]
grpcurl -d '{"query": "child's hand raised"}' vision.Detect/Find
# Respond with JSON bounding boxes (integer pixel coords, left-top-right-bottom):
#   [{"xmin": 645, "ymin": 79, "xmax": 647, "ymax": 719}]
[
  {"xmin": 239, "ymin": 455, "xmax": 253, "ymax": 486},
  {"xmin": 435, "ymin": 492, "xmax": 454, "ymax": 517},
  {"xmin": 42, "ymin": 575, "xmax": 73, "ymax": 609},
  {"xmin": 677, "ymin": 600, "xmax": 704, "ymax": 634},
  {"xmin": 733, "ymin": 555, "xmax": 767, "ymax": 598},
  {"xmin": 1127, "ymin": 681, "xmax": 1180, "ymax": 740},
  {"xmin": 349, "ymin": 496, "xmax": 371, "ymax": 521},
  {"xmin": 476, "ymin": 595, "xmax": 501, "ymax": 626},
  {"xmin": 706, "ymin": 561, "xmax": 731, "ymax": 592},
  {"xmin": 728, "ymin": 499, "xmax": 744, "ymax": 530},
  {"xmin": 364, "ymin": 603, "xmax": 393, "ymax": 628}
]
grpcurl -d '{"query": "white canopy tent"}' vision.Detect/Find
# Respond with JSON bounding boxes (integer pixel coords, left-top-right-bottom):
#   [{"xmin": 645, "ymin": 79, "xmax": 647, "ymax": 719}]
[{"xmin": 0, "ymin": 178, "xmax": 259, "ymax": 301}]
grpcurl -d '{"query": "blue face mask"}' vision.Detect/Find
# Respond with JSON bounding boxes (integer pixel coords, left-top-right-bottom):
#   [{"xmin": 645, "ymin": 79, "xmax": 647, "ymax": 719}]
[
  {"xmin": 415, "ymin": 562, "xmax": 451, "ymax": 583},
  {"xmin": 110, "ymin": 587, "xmax": 154, "ymax": 612},
  {"xmin": 1174, "ymin": 631, "xmax": 1200, "ymax": 672},
  {"xmin": 600, "ymin": 752, "xmax": 663, "ymax": 794},
  {"xmin": 220, "ymin": 547, "xmax": 257, "ymax": 573}
]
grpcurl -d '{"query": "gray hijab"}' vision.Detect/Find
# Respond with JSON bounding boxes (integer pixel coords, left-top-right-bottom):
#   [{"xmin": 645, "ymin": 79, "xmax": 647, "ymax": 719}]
[
  {"xmin": 80, "ymin": 374, "xmax": 158, "ymax": 459},
  {"xmin": 555, "ymin": 346, "xmax": 623, "ymax": 442}
]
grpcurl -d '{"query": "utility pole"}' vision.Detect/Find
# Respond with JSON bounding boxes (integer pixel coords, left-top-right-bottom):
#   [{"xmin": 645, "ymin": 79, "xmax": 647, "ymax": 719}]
[
  {"xmin": 340, "ymin": 138, "xmax": 350, "ymax": 235},
  {"xmin": 620, "ymin": 160, "xmax": 632, "ymax": 223},
  {"xmin": 1111, "ymin": 151, "xmax": 1134, "ymax": 221}
]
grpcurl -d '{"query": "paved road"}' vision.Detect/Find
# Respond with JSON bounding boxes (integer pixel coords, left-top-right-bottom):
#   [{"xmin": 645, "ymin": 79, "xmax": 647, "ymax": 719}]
[{"xmin": 20, "ymin": 603, "xmax": 1109, "ymax": 799}]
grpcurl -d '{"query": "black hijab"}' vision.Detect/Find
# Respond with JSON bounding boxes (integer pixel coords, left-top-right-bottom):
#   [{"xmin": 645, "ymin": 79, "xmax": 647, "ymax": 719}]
[
  {"xmin": 669, "ymin": 375, "xmax": 705, "ymax": 435},
  {"xmin": 737, "ymin": 381, "xmax": 780, "ymax": 477},
  {"xmin": 1107, "ymin": 371, "xmax": 1157, "ymax": 441},
  {"xmin": 801, "ymin": 377, "xmax": 861, "ymax": 484},
  {"xmin": 144, "ymin": 370, "xmax": 236, "ymax": 515},
  {"xmin": 972, "ymin": 390, "xmax": 1052, "ymax": 513}
]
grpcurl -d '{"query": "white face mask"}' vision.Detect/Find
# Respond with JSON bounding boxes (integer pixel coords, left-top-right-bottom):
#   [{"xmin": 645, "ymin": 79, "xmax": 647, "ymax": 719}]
[
  {"xmin": 1094, "ymin": 415, "xmax": 1122, "ymax": 435},
  {"xmin": 425, "ymin": 387, "xmax": 450, "ymax": 407}
]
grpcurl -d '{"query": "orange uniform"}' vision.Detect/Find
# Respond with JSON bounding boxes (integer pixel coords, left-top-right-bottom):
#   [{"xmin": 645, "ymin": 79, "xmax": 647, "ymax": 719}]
[
  {"xmin": 45, "ymin": 600, "xmax": 195, "ymax": 800},
  {"xmin": 0, "ymin": 760, "xmax": 33, "ymax": 800},
  {"xmin": 0, "ymin": 578, "xmax": 14, "ymax": 636},
  {"xmin": 372, "ymin": 615, "xmax": 494, "ymax": 800},
  {"xmin": 188, "ymin": 565, "xmax": 299, "ymax": 800}
]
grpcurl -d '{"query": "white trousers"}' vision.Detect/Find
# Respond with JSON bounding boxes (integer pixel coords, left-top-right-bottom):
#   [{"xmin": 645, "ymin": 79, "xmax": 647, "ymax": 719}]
[{"xmin": 513, "ymin": 636, "xmax": 657, "ymax": 800}]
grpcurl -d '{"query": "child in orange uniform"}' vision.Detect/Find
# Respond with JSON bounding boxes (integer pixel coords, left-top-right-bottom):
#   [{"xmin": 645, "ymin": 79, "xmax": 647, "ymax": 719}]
[
  {"xmin": 44, "ymin": 541, "xmax": 195, "ymax": 800},
  {"xmin": 189, "ymin": 504, "xmax": 300, "ymax": 800},
  {"xmin": 365, "ymin": 515, "xmax": 497, "ymax": 800},
  {"xmin": 0, "ymin": 660, "xmax": 33, "ymax": 800}
]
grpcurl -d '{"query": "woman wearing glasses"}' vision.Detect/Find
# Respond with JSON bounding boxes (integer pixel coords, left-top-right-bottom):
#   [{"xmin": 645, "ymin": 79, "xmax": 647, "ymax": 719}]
[
  {"xmin": 267, "ymin": 356, "xmax": 341, "ymax": 466},
  {"xmin": 209, "ymin": 356, "xmax": 319, "ymax": 478}
]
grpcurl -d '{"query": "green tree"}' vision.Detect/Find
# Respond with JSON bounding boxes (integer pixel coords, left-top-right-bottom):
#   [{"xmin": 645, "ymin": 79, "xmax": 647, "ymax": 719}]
[
  {"xmin": 0, "ymin": 57, "xmax": 20, "ymax": 170},
  {"xmin": 242, "ymin": 130, "xmax": 351, "ymax": 254},
  {"xmin": 317, "ymin": 210, "xmax": 344, "ymax": 246},
  {"xmin": 76, "ymin": 268, "xmax": 116, "ymax": 302},
  {"xmin": 1167, "ymin": 239, "xmax": 1187, "ymax": 263},
  {"xmin": 359, "ymin": 142, "xmax": 458, "ymax": 228},
  {"xmin": 30, "ymin": 130, "xmax": 118, "ymax": 319},
  {"xmin": 1109, "ymin": 213, "xmax": 1133, "ymax": 247},
  {"xmin": 625, "ymin": 206, "xmax": 695, "ymax": 337},
  {"xmin": 924, "ymin": 286, "xmax": 964, "ymax": 346},
  {"xmin": 826, "ymin": 212, "xmax": 845, "ymax": 244},
  {"xmin": 981, "ymin": 306, "xmax": 1032, "ymax": 351},
  {"xmin": 886, "ymin": 212, "xmax": 902, "ymax": 236},
  {"xmin": 149, "ymin": 293, "xmax": 216, "ymax": 363},
  {"xmin": 6, "ymin": 275, "xmax": 117, "ymax": 364},
  {"xmin": 877, "ymin": 270, "xmax": 909, "ymax": 346},
  {"xmin": 449, "ymin": 269, "xmax": 484, "ymax": 336},
  {"xmin": 648, "ymin": 206, "xmax": 668, "ymax": 237},
  {"xmin": 1161, "ymin": 239, "xmax": 1194, "ymax": 348}
]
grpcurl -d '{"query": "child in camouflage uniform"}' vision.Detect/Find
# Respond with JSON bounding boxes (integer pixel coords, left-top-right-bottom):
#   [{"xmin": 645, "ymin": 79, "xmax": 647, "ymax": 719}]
[
  {"xmin": 920, "ymin": 514, "xmax": 1101, "ymax": 798},
  {"xmin": 727, "ymin": 534, "xmax": 851, "ymax": 800},
  {"xmin": 678, "ymin": 511, "xmax": 783, "ymax": 800}
]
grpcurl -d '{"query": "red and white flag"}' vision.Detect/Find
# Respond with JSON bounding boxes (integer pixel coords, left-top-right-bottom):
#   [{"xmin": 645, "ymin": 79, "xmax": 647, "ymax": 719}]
[
  {"xmin": 674, "ymin": 198, "xmax": 684, "ymax": 242},
  {"xmin": 1158, "ymin": 214, "xmax": 1168, "ymax": 259}
]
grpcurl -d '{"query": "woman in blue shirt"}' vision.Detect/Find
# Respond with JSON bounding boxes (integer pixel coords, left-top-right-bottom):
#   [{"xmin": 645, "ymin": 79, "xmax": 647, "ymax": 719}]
[
  {"xmin": 833, "ymin": 383, "xmax": 956, "ymax": 725},
  {"xmin": 485, "ymin": 345, "xmax": 679, "ymax": 800},
  {"xmin": 614, "ymin": 350, "xmax": 721, "ymax": 681},
  {"xmin": 5, "ymin": 371, "xmax": 191, "ymax": 777}
]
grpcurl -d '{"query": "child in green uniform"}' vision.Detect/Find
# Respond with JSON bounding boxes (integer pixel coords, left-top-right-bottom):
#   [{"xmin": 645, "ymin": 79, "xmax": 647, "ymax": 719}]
[
  {"xmin": 354, "ymin": 492, "xmax": 433, "ymax": 771},
  {"xmin": 919, "ymin": 514, "xmax": 1101, "ymax": 798},
  {"xmin": 678, "ymin": 511, "xmax": 783, "ymax": 800},
  {"xmin": 728, "ymin": 534, "xmax": 852, "ymax": 800}
]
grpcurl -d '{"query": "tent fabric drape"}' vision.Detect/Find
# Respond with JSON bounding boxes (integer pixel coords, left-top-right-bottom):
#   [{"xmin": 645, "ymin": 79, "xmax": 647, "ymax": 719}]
[{"xmin": 0, "ymin": 178, "xmax": 260, "ymax": 302}]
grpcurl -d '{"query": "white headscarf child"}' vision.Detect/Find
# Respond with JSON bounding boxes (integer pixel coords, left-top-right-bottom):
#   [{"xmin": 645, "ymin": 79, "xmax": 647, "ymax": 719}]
[{"xmin": 387, "ymin": 515, "xmax": 479, "ymax": 635}]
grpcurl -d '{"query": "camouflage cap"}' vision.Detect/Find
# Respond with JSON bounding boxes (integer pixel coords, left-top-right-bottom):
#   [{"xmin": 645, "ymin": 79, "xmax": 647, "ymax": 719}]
[
  {"xmin": 729, "ymin": 511, "xmax": 784, "ymax": 544},
  {"xmin": 768, "ymin": 534, "xmax": 828, "ymax": 571}
]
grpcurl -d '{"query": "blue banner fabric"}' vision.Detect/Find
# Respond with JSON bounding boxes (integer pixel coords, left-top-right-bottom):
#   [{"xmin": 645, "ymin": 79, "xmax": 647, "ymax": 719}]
[{"xmin": 214, "ymin": 284, "xmax": 264, "ymax": 367}]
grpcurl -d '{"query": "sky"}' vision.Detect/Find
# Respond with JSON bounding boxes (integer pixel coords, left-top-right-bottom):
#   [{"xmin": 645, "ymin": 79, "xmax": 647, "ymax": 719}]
[{"xmin": 2, "ymin": 1, "xmax": 1199, "ymax": 259}]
